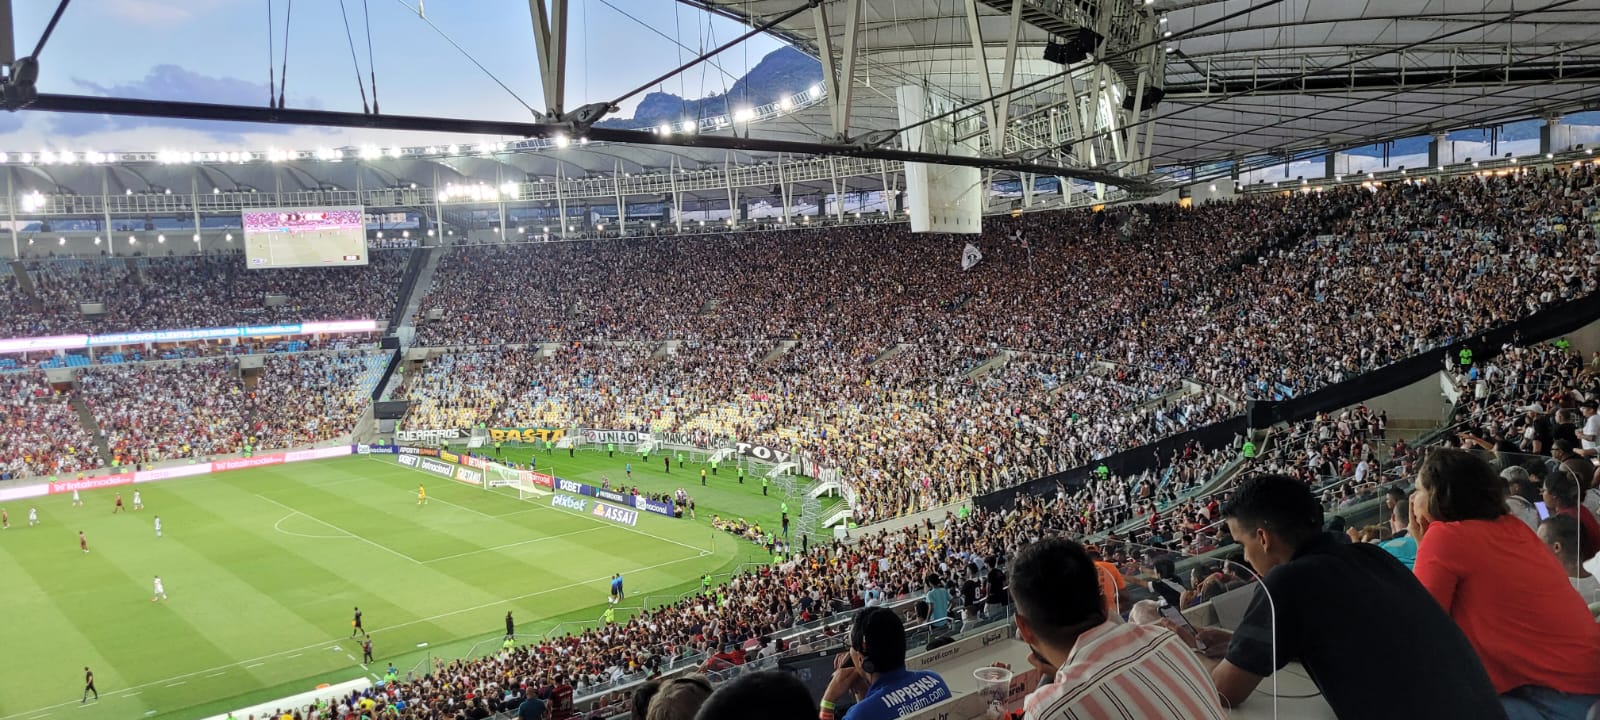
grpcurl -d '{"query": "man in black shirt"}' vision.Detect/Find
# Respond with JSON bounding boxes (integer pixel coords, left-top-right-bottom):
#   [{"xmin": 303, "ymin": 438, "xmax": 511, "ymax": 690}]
[{"xmin": 1197, "ymin": 474, "xmax": 1504, "ymax": 719}]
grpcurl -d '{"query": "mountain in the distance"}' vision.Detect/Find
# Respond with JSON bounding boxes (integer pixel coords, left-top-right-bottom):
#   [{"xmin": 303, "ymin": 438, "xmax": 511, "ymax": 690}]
[{"xmin": 596, "ymin": 46, "xmax": 822, "ymax": 130}]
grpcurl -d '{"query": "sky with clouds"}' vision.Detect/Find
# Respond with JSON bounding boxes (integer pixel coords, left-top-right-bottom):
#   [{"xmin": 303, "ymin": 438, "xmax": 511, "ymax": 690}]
[{"xmin": 4, "ymin": 0, "xmax": 787, "ymax": 151}]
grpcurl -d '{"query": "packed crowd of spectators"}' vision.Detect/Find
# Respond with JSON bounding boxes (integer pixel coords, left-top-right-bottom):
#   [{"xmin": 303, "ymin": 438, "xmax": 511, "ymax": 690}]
[
  {"xmin": 395, "ymin": 166, "xmax": 1600, "ymax": 524},
  {"xmin": 0, "ymin": 371, "xmax": 102, "ymax": 480},
  {"xmin": 0, "ymin": 249, "xmax": 411, "ymax": 337},
  {"xmin": 78, "ymin": 349, "xmax": 387, "ymax": 467}
]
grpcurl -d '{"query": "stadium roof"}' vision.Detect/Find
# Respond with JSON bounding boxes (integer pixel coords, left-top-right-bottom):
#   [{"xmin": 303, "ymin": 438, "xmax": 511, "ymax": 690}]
[
  {"xmin": 10, "ymin": 0, "xmax": 1600, "ymax": 205},
  {"xmin": 687, "ymin": 0, "xmax": 1600, "ymax": 171}
]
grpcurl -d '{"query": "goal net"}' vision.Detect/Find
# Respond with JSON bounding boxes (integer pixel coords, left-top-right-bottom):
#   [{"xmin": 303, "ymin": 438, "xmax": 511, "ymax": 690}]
[{"xmin": 487, "ymin": 462, "xmax": 549, "ymax": 500}]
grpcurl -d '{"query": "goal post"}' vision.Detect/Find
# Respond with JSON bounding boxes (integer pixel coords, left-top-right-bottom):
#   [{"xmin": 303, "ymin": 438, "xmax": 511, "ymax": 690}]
[{"xmin": 485, "ymin": 461, "xmax": 549, "ymax": 499}]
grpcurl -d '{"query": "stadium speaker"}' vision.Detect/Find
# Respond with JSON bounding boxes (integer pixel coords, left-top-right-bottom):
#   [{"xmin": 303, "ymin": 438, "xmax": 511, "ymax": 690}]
[
  {"xmin": 1246, "ymin": 399, "xmax": 1280, "ymax": 429},
  {"xmin": 1062, "ymin": 28, "xmax": 1101, "ymax": 64},
  {"xmin": 1121, "ymin": 86, "xmax": 1166, "ymax": 112},
  {"xmin": 380, "ymin": 336, "xmax": 400, "ymax": 350},
  {"xmin": 1043, "ymin": 40, "xmax": 1068, "ymax": 65}
]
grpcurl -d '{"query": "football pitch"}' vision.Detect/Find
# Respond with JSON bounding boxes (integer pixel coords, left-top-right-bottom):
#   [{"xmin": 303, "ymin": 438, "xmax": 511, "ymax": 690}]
[{"xmin": 0, "ymin": 448, "xmax": 817, "ymax": 720}]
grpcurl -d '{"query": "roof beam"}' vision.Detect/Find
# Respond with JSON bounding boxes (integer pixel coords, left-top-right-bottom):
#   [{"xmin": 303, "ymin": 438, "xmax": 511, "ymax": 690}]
[
  {"xmin": 812, "ymin": 0, "xmax": 864, "ymax": 141},
  {"xmin": 19, "ymin": 92, "xmax": 1158, "ymax": 193},
  {"xmin": 529, "ymin": 0, "xmax": 568, "ymax": 118}
]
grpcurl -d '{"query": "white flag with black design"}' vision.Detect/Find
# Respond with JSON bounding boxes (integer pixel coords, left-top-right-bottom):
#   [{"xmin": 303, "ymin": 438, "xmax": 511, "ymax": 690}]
[{"xmin": 961, "ymin": 243, "xmax": 983, "ymax": 271}]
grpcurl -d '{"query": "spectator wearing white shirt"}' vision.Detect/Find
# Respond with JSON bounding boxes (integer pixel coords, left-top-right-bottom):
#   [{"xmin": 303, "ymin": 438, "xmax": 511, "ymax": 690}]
[{"xmin": 1578, "ymin": 401, "xmax": 1600, "ymax": 458}]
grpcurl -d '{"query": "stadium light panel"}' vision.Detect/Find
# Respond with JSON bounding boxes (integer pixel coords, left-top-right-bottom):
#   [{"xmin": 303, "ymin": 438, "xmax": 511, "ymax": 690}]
[
  {"xmin": 810, "ymin": 84, "xmax": 822, "ymax": 96},
  {"xmin": 128, "ymin": 236, "xmax": 136, "ymax": 244},
  {"xmin": 402, "ymin": 230, "xmax": 410, "ymax": 238},
  {"xmin": 0, "ymin": 152, "xmax": 7, "ymax": 163},
  {"xmin": 93, "ymin": 236, "xmax": 101, "ymax": 245},
  {"xmin": 554, "ymin": 135, "xmax": 571, "ymax": 148},
  {"xmin": 446, "ymin": 145, "xmax": 459, "ymax": 155},
  {"xmin": 193, "ymin": 234, "xmax": 201, "ymax": 243},
  {"xmin": 376, "ymin": 231, "xmax": 384, "ymax": 239},
  {"xmin": 18, "ymin": 153, "xmax": 31, "ymax": 163},
  {"xmin": 225, "ymin": 233, "xmax": 233, "ymax": 241},
  {"xmin": 657, "ymin": 124, "xmax": 671, "ymax": 136},
  {"xmin": 779, "ymin": 97, "xmax": 793, "ymax": 111},
  {"xmin": 426, "ymin": 229, "xmax": 434, "ymax": 237},
  {"xmin": 157, "ymin": 235, "xmax": 165, "ymax": 243},
  {"xmin": 58, "ymin": 237, "xmax": 64, "ymax": 245}
]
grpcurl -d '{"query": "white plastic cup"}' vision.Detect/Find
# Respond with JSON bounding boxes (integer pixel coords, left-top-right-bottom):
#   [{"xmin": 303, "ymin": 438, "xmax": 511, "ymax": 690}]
[{"xmin": 973, "ymin": 666, "xmax": 1014, "ymax": 706}]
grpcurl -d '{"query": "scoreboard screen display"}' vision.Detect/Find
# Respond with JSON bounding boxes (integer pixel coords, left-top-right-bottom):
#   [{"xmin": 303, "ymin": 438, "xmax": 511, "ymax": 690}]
[{"xmin": 242, "ymin": 207, "xmax": 368, "ymax": 269}]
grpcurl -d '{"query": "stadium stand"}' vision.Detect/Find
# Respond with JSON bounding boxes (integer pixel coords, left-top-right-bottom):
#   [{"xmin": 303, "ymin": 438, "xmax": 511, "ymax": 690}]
[
  {"xmin": 0, "ymin": 249, "xmax": 411, "ymax": 336},
  {"xmin": 397, "ymin": 166, "xmax": 1600, "ymax": 522}
]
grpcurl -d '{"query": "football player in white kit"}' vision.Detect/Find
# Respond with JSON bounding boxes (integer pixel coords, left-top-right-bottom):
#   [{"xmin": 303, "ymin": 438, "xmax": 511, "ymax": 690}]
[
  {"xmin": 152, "ymin": 576, "xmax": 167, "ymax": 602},
  {"xmin": 132, "ymin": 491, "xmax": 143, "ymax": 510},
  {"xmin": 154, "ymin": 515, "xmax": 162, "ymax": 538},
  {"xmin": 27, "ymin": 507, "xmax": 37, "ymax": 526},
  {"xmin": 72, "ymin": 489, "xmax": 82, "ymax": 507}
]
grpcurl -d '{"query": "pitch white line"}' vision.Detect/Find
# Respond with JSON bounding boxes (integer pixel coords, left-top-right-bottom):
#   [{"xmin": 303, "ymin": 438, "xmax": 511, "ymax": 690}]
[
  {"xmin": 204, "ymin": 672, "xmax": 227, "ymax": 678},
  {"xmin": 420, "ymin": 526, "xmax": 608, "ymax": 564},
  {"xmin": 271, "ymin": 512, "xmax": 350, "ymax": 540},
  {"xmin": 164, "ymin": 682, "xmax": 185, "ymax": 688},
  {"xmin": 254, "ymin": 494, "xmax": 423, "ymax": 565},
  {"xmin": 0, "ymin": 549, "xmax": 715, "ymax": 720}
]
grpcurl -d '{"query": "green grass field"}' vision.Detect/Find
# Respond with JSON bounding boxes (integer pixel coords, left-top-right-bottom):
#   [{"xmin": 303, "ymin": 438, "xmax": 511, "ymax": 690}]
[{"xmin": 0, "ymin": 448, "xmax": 826, "ymax": 720}]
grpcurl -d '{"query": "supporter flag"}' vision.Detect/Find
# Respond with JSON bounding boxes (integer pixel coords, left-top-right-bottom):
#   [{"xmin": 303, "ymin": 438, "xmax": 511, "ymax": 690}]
[{"xmin": 960, "ymin": 243, "xmax": 983, "ymax": 271}]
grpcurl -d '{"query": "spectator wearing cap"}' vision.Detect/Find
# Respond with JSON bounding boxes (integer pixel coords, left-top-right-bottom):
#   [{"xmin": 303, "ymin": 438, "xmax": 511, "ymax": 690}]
[
  {"xmin": 696, "ymin": 671, "xmax": 817, "ymax": 720},
  {"xmin": 820, "ymin": 607, "xmax": 951, "ymax": 720},
  {"xmin": 1197, "ymin": 474, "xmax": 1502, "ymax": 718},
  {"xmin": 1412, "ymin": 448, "xmax": 1600, "ymax": 718},
  {"xmin": 1520, "ymin": 403, "xmax": 1554, "ymax": 455},
  {"xmin": 1544, "ymin": 466, "xmax": 1600, "ymax": 566},
  {"xmin": 1010, "ymin": 537, "xmax": 1225, "ymax": 719},
  {"xmin": 1538, "ymin": 514, "xmax": 1600, "ymax": 605}
]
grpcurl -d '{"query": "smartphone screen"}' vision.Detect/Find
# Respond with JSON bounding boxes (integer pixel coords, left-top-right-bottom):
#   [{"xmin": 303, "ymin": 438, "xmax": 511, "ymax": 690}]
[
  {"xmin": 1160, "ymin": 605, "xmax": 1206, "ymax": 651},
  {"xmin": 1536, "ymin": 501, "xmax": 1550, "ymax": 520}
]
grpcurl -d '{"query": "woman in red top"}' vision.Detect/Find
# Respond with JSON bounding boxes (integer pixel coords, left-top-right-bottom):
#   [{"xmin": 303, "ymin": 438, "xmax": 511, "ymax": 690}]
[{"xmin": 1412, "ymin": 449, "xmax": 1600, "ymax": 720}]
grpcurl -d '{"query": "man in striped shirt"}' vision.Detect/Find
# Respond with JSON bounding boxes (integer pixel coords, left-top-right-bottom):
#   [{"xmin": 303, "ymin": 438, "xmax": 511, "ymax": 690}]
[{"xmin": 1010, "ymin": 537, "xmax": 1225, "ymax": 720}]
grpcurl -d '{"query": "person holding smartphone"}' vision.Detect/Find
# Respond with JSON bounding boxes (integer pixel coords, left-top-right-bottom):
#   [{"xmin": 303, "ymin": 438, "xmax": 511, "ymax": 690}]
[{"xmin": 1008, "ymin": 537, "xmax": 1225, "ymax": 719}]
